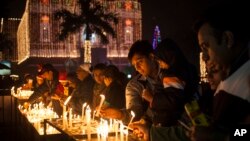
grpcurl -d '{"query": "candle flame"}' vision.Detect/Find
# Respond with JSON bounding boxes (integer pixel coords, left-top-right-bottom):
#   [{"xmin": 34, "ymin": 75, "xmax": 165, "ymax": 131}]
[{"xmin": 64, "ymin": 96, "xmax": 72, "ymax": 106}]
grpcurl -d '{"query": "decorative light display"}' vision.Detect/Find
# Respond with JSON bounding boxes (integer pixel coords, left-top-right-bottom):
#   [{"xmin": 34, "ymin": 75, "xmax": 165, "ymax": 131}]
[
  {"xmin": 17, "ymin": 0, "xmax": 141, "ymax": 64},
  {"xmin": 152, "ymin": 25, "xmax": 161, "ymax": 49},
  {"xmin": 17, "ymin": 0, "xmax": 79, "ymax": 64},
  {"xmin": 84, "ymin": 40, "xmax": 92, "ymax": 63},
  {"xmin": 101, "ymin": 0, "xmax": 142, "ymax": 58}
]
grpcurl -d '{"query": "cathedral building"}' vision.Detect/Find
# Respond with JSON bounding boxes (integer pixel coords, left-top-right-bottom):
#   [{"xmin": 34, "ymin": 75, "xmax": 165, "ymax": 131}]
[{"xmin": 17, "ymin": 0, "xmax": 141, "ymax": 68}]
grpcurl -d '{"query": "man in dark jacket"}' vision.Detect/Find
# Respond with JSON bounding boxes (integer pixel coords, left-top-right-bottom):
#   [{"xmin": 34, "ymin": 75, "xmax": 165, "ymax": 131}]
[
  {"xmin": 191, "ymin": 3, "xmax": 250, "ymax": 141},
  {"xmin": 72, "ymin": 63, "xmax": 95, "ymax": 115}
]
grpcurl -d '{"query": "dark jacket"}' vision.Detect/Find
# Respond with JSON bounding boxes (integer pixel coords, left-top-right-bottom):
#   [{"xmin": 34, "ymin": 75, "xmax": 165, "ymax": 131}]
[
  {"xmin": 104, "ymin": 80, "xmax": 125, "ymax": 109},
  {"xmin": 151, "ymin": 86, "xmax": 186, "ymax": 126},
  {"xmin": 70, "ymin": 74, "xmax": 95, "ymax": 114}
]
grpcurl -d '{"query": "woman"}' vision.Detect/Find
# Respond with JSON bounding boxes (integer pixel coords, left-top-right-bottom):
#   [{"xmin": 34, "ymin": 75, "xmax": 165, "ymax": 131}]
[
  {"xmin": 154, "ymin": 38, "xmax": 199, "ymax": 99},
  {"xmin": 102, "ymin": 65, "xmax": 126, "ymax": 109}
]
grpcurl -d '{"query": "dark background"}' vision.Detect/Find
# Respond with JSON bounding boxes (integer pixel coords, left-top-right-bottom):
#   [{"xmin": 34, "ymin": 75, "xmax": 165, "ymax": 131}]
[{"xmin": 0, "ymin": 0, "xmax": 237, "ymax": 66}]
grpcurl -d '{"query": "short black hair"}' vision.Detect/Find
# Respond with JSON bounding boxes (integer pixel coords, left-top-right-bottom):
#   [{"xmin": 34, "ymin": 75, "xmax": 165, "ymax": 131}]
[
  {"xmin": 128, "ymin": 40, "xmax": 153, "ymax": 63},
  {"xmin": 103, "ymin": 65, "xmax": 120, "ymax": 80},
  {"xmin": 38, "ymin": 63, "xmax": 55, "ymax": 75},
  {"xmin": 193, "ymin": 3, "xmax": 250, "ymax": 43},
  {"xmin": 92, "ymin": 63, "xmax": 107, "ymax": 72}
]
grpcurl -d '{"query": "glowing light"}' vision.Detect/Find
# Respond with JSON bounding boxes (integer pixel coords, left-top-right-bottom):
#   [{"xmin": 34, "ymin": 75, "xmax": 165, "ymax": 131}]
[
  {"xmin": 84, "ymin": 40, "xmax": 92, "ymax": 63},
  {"xmin": 41, "ymin": 15, "xmax": 49, "ymax": 23},
  {"xmin": 125, "ymin": 19, "xmax": 132, "ymax": 26},
  {"xmin": 200, "ymin": 53, "xmax": 208, "ymax": 82}
]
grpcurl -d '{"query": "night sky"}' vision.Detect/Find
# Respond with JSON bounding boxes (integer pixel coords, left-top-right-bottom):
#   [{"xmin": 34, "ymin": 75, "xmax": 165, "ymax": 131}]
[{"xmin": 1, "ymin": 0, "xmax": 236, "ymax": 65}]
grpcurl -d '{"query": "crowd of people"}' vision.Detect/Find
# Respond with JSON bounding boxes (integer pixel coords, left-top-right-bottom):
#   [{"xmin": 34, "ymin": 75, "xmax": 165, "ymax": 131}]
[{"xmin": 16, "ymin": 2, "xmax": 249, "ymax": 141}]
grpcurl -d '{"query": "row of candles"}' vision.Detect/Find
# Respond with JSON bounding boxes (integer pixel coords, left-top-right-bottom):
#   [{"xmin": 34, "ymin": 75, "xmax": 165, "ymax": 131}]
[
  {"xmin": 17, "ymin": 93, "xmax": 135, "ymax": 140},
  {"xmin": 18, "ymin": 102, "xmax": 60, "ymax": 135},
  {"xmin": 62, "ymin": 94, "xmax": 136, "ymax": 141}
]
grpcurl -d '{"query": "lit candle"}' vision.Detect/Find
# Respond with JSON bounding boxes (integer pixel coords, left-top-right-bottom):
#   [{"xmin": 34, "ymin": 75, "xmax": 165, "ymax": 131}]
[
  {"xmin": 109, "ymin": 118, "xmax": 113, "ymax": 131},
  {"xmin": 120, "ymin": 121, "xmax": 124, "ymax": 141},
  {"xmin": 64, "ymin": 96, "xmax": 72, "ymax": 106},
  {"xmin": 82, "ymin": 102, "xmax": 87, "ymax": 121},
  {"xmin": 69, "ymin": 108, "xmax": 72, "ymax": 128},
  {"xmin": 95, "ymin": 94, "xmax": 105, "ymax": 117},
  {"xmin": 124, "ymin": 129, "xmax": 128, "ymax": 141},
  {"xmin": 128, "ymin": 111, "xmax": 135, "ymax": 125},
  {"xmin": 85, "ymin": 106, "xmax": 91, "ymax": 141},
  {"xmin": 63, "ymin": 96, "xmax": 72, "ymax": 129},
  {"xmin": 92, "ymin": 110, "xmax": 96, "ymax": 121},
  {"xmin": 114, "ymin": 120, "xmax": 119, "ymax": 140}
]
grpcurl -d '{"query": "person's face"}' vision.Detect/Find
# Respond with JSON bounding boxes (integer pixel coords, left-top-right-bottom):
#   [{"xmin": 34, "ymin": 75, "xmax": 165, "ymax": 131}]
[
  {"xmin": 93, "ymin": 69, "xmax": 105, "ymax": 84},
  {"xmin": 131, "ymin": 53, "xmax": 154, "ymax": 77},
  {"xmin": 42, "ymin": 71, "xmax": 53, "ymax": 81},
  {"xmin": 76, "ymin": 67, "xmax": 88, "ymax": 81},
  {"xmin": 36, "ymin": 77, "xmax": 44, "ymax": 85},
  {"xmin": 103, "ymin": 76, "xmax": 112, "ymax": 87},
  {"xmin": 156, "ymin": 58, "xmax": 170, "ymax": 69},
  {"xmin": 198, "ymin": 23, "xmax": 230, "ymax": 66}
]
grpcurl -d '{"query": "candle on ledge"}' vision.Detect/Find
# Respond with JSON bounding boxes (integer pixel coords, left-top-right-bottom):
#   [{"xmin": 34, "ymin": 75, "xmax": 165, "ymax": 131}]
[
  {"xmin": 95, "ymin": 94, "xmax": 105, "ymax": 117},
  {"xmin": 85, "ymin": 105, "xmax": 91, "ymax": 141},
  {"xmin": 120, "ymin": 121, "xmax": 124, "ymax": 141},
  {"xmin": 63, "ymin": 96, "xmax": 72, "ymax": 129},
  {"xmin": 82, "ymin": 102, "xmax": 87, "ymax": 121},
  {"xmin": 92, "ymin": 110, "xmax": 96, "ymax": 121},
  {"xmin": 69, "ymin": 108, "xmax": 72, "ymax": 128}
]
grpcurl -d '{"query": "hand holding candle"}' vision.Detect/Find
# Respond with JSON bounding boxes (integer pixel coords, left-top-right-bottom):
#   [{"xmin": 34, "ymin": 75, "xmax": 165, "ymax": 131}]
[{"xmin": 95, "ymin": 94, "xmax": 105, "ymax": 117}]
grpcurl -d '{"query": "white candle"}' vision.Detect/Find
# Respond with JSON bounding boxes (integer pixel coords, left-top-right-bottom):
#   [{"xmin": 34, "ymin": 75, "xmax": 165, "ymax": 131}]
[
  {"xmin": 82, "ymin": 102, "xmax": 87, "ymax": 121},
  {"xmin": 124, "ymin": 129, "xmax": 128, "ymax": 141},
  {"xmin": 92, "ymin": 110, "xmax": 96, "ymax": 121},
  {"xmin": 120, "ymin": 121, "xmax": 124, "ymax": 141},
  {"xmin": 128, "ymin": 111, "xmax": 135, "ymax": 125},
  {"xmin": 95, "ymin": 94, "xmax": 105, "ymax": 117},
  {"xmin": 85, "ymin": 106, "xmax": 91, "ymax": 141},
  {"xmin": 62, "ymin": 96, "xmax": 71, "ymax": 129},
  {"xmin": 115, "ymin": 120, "xmax": 119, "ymax": 140},
  {"xmin": 109, "ymin": 118, "xmax": 113, "ymax": 131},
  {"xmin": 64, "ymin": 96, "xmax": 72, "ymax": 106},
  {"xmin": 62, "ymin": 109, "xmax": 67, "ymax": 129},
  {"xmin": 69, "ymin": 108, "xmax": 72, "ymax": 128}
]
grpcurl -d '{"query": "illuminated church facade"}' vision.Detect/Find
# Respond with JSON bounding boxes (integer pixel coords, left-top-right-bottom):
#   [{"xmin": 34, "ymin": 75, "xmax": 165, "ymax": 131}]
[{"xmin": 17, "ymin": 0, "xmax": 142, "ymax": 66}]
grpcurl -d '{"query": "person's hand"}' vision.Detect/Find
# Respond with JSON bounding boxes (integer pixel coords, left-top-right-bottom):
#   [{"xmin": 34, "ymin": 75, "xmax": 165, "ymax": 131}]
[
  {"xmin": 142, "ymin": 89, "xmax": 153, "ymax": 103},
  {"xmin": 51, "ymin": 94, "xmax": 61, "ymax": 100},
  {"xmin": 23, "ymin": 102, "xmax": 30, "ymax": 109},
  {"xmin": 129, "ymin": 120, "xmax": 150, "ymax": 141},
  {"xmin": 99, "ymin": 107, "xmax": 123, "ymax": 120}
]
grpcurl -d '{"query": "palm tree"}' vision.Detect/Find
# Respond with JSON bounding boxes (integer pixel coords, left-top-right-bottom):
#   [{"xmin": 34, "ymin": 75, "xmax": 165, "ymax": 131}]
[{"xmin": 54, "ymin": 0, "xmax": 118, "ymax": 63}]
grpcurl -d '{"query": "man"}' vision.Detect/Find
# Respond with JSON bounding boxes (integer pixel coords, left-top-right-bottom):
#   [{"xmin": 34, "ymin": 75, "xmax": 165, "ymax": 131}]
[
  {"xmin": 72, "ymin": 63, "xmax": 95, "ymax": 114},
  {"xmin": 100, "ymin": 40, "xmax": 161, "ymax": 124},
  {"xmin": 191, "ymin": 3, "xmax": 250, "ymax": 141},
  {"xmin": 102, "ymin": 40, "xmax": 191, "ymax": 141}
]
